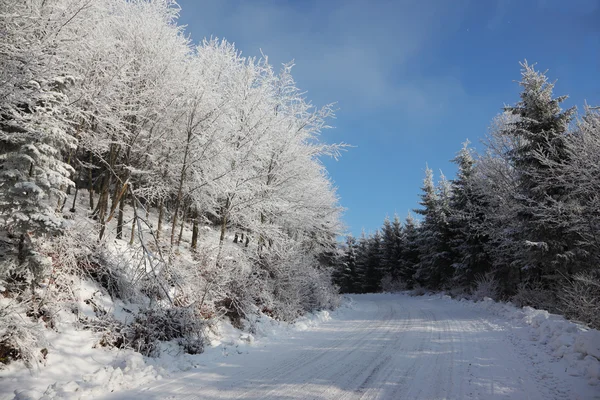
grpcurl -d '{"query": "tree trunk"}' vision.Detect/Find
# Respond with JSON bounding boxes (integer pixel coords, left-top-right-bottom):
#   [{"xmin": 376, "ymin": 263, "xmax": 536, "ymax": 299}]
[
  {"xmin": 157, "ymin": 199, "xmax": 164, "ymax": 240},
  {"xmin": 177, "ymin": 205, "xmax": 188, "ymax": 246},
  {"xmin": 129, "ymin": 197, "xmax": 136, "ymax": 245},
  {"xmin": 69, "ymin": 185, "xmax": 79, "ymax": 213},
  {"xmin": 171, "ymin": 127, "xmax": 193, "ymax": 246},
  {"xmin": 219, "ymin": 214, "xmax": 227, "ymax": 244},
  {"xmin": 97, "ymin": 173, "xmax": 111, "ymax": 240},
  {"xmin": 88, "ymin": 153, "xmax": 94, "ymax": 210},
  {"xmin": 116, "ymin": 192, "xmax": 126, "ymax": 239},
  {"xmin": 191, "ymin": 209, "xmax": 199, "ymax": 251},
  {"xmin": 219, "ymin": 197, "xmax": 230, "ymax": 244},
  {"xmin": 17, "ymin": 233, "xmax": 27, "ymax": 266}
]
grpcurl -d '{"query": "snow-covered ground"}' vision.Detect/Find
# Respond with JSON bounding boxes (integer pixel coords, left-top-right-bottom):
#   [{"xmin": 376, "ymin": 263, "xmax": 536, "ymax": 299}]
[{"xmin": 2, "ymin": 293, "xmax": 599, "ymax": 399}]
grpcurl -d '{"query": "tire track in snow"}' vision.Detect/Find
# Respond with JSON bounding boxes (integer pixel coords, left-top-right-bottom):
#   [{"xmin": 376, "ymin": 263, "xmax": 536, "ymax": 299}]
[{"xmin": 102, "ymin": 294, "xmax": 592, "ymax": 400}]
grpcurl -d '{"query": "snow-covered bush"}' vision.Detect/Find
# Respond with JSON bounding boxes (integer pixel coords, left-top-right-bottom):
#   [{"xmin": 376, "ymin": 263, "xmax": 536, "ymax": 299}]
[
  {"xmin": 511, "ymin": 280, "xmax": 558, "ymax": 312},
  {"xmin": 83, "ymin": 244, "xmax": 135, "ymax": 302},
  {"xmin": 410, "ymin": 285, "xmax": 427, "ymax": 296},
  {"xmin": 471, "ymin": 273, "xmax": 499, "ymax": 301},
  {"xmin": 559, "ymin": 271, "xmax": 600, "ymax": 329},
  {"xmin": 0, "ymin": 298, "xmax": 46, "ymax": 368},
  {"xmin": 121, "ymin": 306, "xmax": 205, "ymax": 357},
  {"xmin": 380, "ymin": 273, "xmax": 408, "ymax": 293}
]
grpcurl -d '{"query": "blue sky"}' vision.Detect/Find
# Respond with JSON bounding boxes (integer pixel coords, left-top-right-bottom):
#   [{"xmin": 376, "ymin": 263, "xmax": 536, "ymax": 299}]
[{"xmin": 175, "ymin": 0, "xmax": 600, "ymax": 236}]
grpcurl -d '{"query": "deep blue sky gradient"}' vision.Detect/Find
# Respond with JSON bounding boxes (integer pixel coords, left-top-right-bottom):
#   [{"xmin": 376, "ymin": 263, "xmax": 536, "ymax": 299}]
[{"xmin": 175, "ymin": 0, "xmax": 600, "ymax": 236}]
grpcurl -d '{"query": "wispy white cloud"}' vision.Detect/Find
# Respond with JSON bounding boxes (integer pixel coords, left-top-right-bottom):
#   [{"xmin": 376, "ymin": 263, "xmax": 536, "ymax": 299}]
[{"xmin": 178, "ymin": 0, "xmax": 471, "ymax": 114}]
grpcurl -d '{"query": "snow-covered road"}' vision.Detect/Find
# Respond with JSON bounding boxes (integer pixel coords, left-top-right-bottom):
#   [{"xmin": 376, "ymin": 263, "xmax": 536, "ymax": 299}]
[{"xmin": 102, "ymin": 294, "xmax": 595, "ymax": 400}]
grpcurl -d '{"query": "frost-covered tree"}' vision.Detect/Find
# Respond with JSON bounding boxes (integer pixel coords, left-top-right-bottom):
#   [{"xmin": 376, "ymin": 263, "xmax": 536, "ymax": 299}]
[
  {"xmin": 448, "ymin": 141, "xmax": 492, "ymax": 287},
  {"xmin": 363, "ymin": 230, "xmax": 383, "ymax": 293},
  {"xmin": 0, "ymin": 1, "xmax": 80, "ymax": 289},
  {"xmin": 398, "ymin": 213, "xmax": 419, "ymax": 288},
  {"xmin": 413, "ymin": 167, "xmax": 453, "ymax": 289},
  {"xmin": 501, "ymin": 62, "xmax": 576, "ymax": 281},
  {"xmin": 531, "ymin": 106, "xmax": 600, "ymax": 272},
  {"xmin": 0, "ymin": 0, "xmax": 347, "ymax": 364},
  {"xmin": 333, "ymin": 234, "xmax": 358, "ymax": 293}
]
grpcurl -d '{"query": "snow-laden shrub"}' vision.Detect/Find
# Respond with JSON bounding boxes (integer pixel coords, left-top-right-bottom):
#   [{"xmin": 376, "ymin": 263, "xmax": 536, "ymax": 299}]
[
  {"xmin": 122, "ymin": 306, "xmax": 205, "ymax": 357},
  {"xmin": 244, "ymin": 242, "xmax": 340, "ymax": 322},
  {"xmin": 0, "ymin": 298, "xmax": 46, "ymax": 368},
  {"xmin": 83, "ymin": 244, "xmax": 134, "ymax": 301},
  {"xmin": 0, "ymin": 233, "xmax": 52, "ymax": 295},
  {"xmin": 511, "ymin": 280, "xmax": 558, "ymax": 312},
  {"xmin": 380, "ymin": 274, "xmax": 408, "ymax": 293},
  {"xmin": 559, "ymin": 271, "xmax": 600, "ymax": 329},
  {"xmin": 410, "ymin": 285, "xmax": 427, "ymax": 296},
  {"xmin": 304, "ymin": 267, "xmax": 341, "ymax": 311},
  {"xmin": 471, "ymin": 273, "xmax": 499, "ymax": 301}
]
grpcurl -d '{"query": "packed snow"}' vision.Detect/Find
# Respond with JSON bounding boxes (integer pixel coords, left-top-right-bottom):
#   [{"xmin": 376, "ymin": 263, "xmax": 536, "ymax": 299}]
[{"xmin": 1, "ymin": 293, "xmax": 598, "ymax": 400}]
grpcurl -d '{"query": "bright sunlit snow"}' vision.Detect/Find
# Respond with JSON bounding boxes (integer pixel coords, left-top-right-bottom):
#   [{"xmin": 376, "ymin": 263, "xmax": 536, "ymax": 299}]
[{"xmin": 3, "ymin": 293, "xmax": 597, "ymax": 400}]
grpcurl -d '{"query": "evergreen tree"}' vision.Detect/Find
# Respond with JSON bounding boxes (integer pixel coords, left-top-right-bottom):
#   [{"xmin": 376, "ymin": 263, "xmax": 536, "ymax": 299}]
[
  {"xmin": 380, "ymin": 216, "xmax": 397, "ymax": 281},
  {"xmin": 364, "ymin": 230, "xmax": 383, "ymax": 293},
  {"xmin": 448, "ymin": 141, "xmax": 492, "ymax": 287},
  {"xmin": 502, "ymin": 62, "xmax": 576, "ymax": 282},
  {"xmin": 390, "ymin": 214, "xmax": 404, "ymax": 280},
  {"xmin": 398, "ymin": 213, "xmax": 420, "ymax": 288},
  {"xmin": 353, "ymin": 231, "xmax": 370, "ymax": 293},
  {"xmin": 0, "ymin": 77, "xmax": 76, "ymax": 289},
  {"xmin": 336, "ymin": 235, "xmax": 358, "ymax": 293},
  {"xmin": 413, "ymin": 167, "xmax": 453, "ymax": 289}
]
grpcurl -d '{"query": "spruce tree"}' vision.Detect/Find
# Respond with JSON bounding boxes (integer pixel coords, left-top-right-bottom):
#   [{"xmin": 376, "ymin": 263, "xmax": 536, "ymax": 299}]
[
  {"xmin": 390, "ymin": 214, "xmax": 404, "ymax": 280},
  {"xmin": 0, "ymin": 77, "xmax": 76, "ymax": 290},
  {"xmin": 448, "ymin": 141, "xmax": 492, "ymax": 287},
  {"xmin": 413, "ymin": 167, "xmax": 453, "ymax": 289},
  {"xmin": 380, "ymin": 216, "xmax": 397, "ymax": 281},
  {"xmin": 502, "ymin": 62, "xmax": 576, "ymax": 282},
  {"xmin": 364, "ymin": 230, "xmax": 383, "ymax": 293},
  {"xmin": 353, "ymin": 231, "xmax": 370, "ymax": 293},
  {"xmin": 399, "ymin": 213, "xmax": 420, "ymax": 288},
  {"xmin": 338, "ymin": 235, "xmax": 358, "ymax": 293}
]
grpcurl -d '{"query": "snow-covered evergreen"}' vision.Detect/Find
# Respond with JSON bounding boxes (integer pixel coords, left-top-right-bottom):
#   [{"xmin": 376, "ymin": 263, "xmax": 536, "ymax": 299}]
[{"xmin": 335, "ymin": 63, "xmax": 599, "ymax": 331}]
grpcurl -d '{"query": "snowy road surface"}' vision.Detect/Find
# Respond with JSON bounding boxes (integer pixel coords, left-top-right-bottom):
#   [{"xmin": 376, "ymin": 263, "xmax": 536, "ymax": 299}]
[{"xmin": 103, "ymin": 294, "xmax": 595, "ymax": 400}]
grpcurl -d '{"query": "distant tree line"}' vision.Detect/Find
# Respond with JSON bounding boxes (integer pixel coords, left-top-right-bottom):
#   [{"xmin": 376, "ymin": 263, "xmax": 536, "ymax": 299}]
[{"xmin": 334, "ymin": 63, "xmax": 600, "ymax": 329}]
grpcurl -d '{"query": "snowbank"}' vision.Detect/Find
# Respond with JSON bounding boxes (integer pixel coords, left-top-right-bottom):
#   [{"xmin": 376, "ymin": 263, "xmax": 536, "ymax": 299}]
[
  {"xmin": 438, "ymin": 293, "xmax": 600, "ymax": 386},
  {"xmin": 0, "ymin": 301, "xmax": 342, "ymax": 400}
]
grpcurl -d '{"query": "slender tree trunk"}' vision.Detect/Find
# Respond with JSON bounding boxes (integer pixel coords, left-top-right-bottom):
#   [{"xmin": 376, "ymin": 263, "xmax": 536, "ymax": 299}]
[
  {"xmin": 98, "ymin": 141, "xmax": 118, "ymax": 240},
  {"xmin": 69, "ymin": 163, "xmax": 84, "ymax": 213},
  {"xmin": 219, "ymin": 197, "xmax": 230, "ymax": 244},
  {"xmin": 171, "ymin": 125, "xmax": 194, "ymax": 246},
  {"xmin": 177, "ymin": 205, "xmax": 188, "ymax": 246},
  {"xmin": 56, "ymin": 148, "xmax": 74, "ymax": 212},
  {"xmin": 157, "ymin": 199, "xmax": 164, "ymax": 240},
  {"xmin": 97, "ymin": 175, "xmax": 110, "ymax": 240},
  {"xmin": 191, "ymin": 209, "xmax": 199, "ymax": 251},
  {"xmin": 219, "ymin": 214, "xmax": 227, "ymax": 244},
  {"xmin": 116, "ymin": 192, "xmax": 126, "ymax": 239},
  {"xmin": 88, "ymin": 152, "xmax": 94, "ymax": 210},
  {"xmin": 129, "ymin": 198, "xmax": 136, "ymax": 245},
  {"xmin": 17, "ymin": 233, "xmax": 27, "ymax": 266},
  {"xmin": 69, "ymin": 186, "xmax": 79, "ymax": 213}
]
